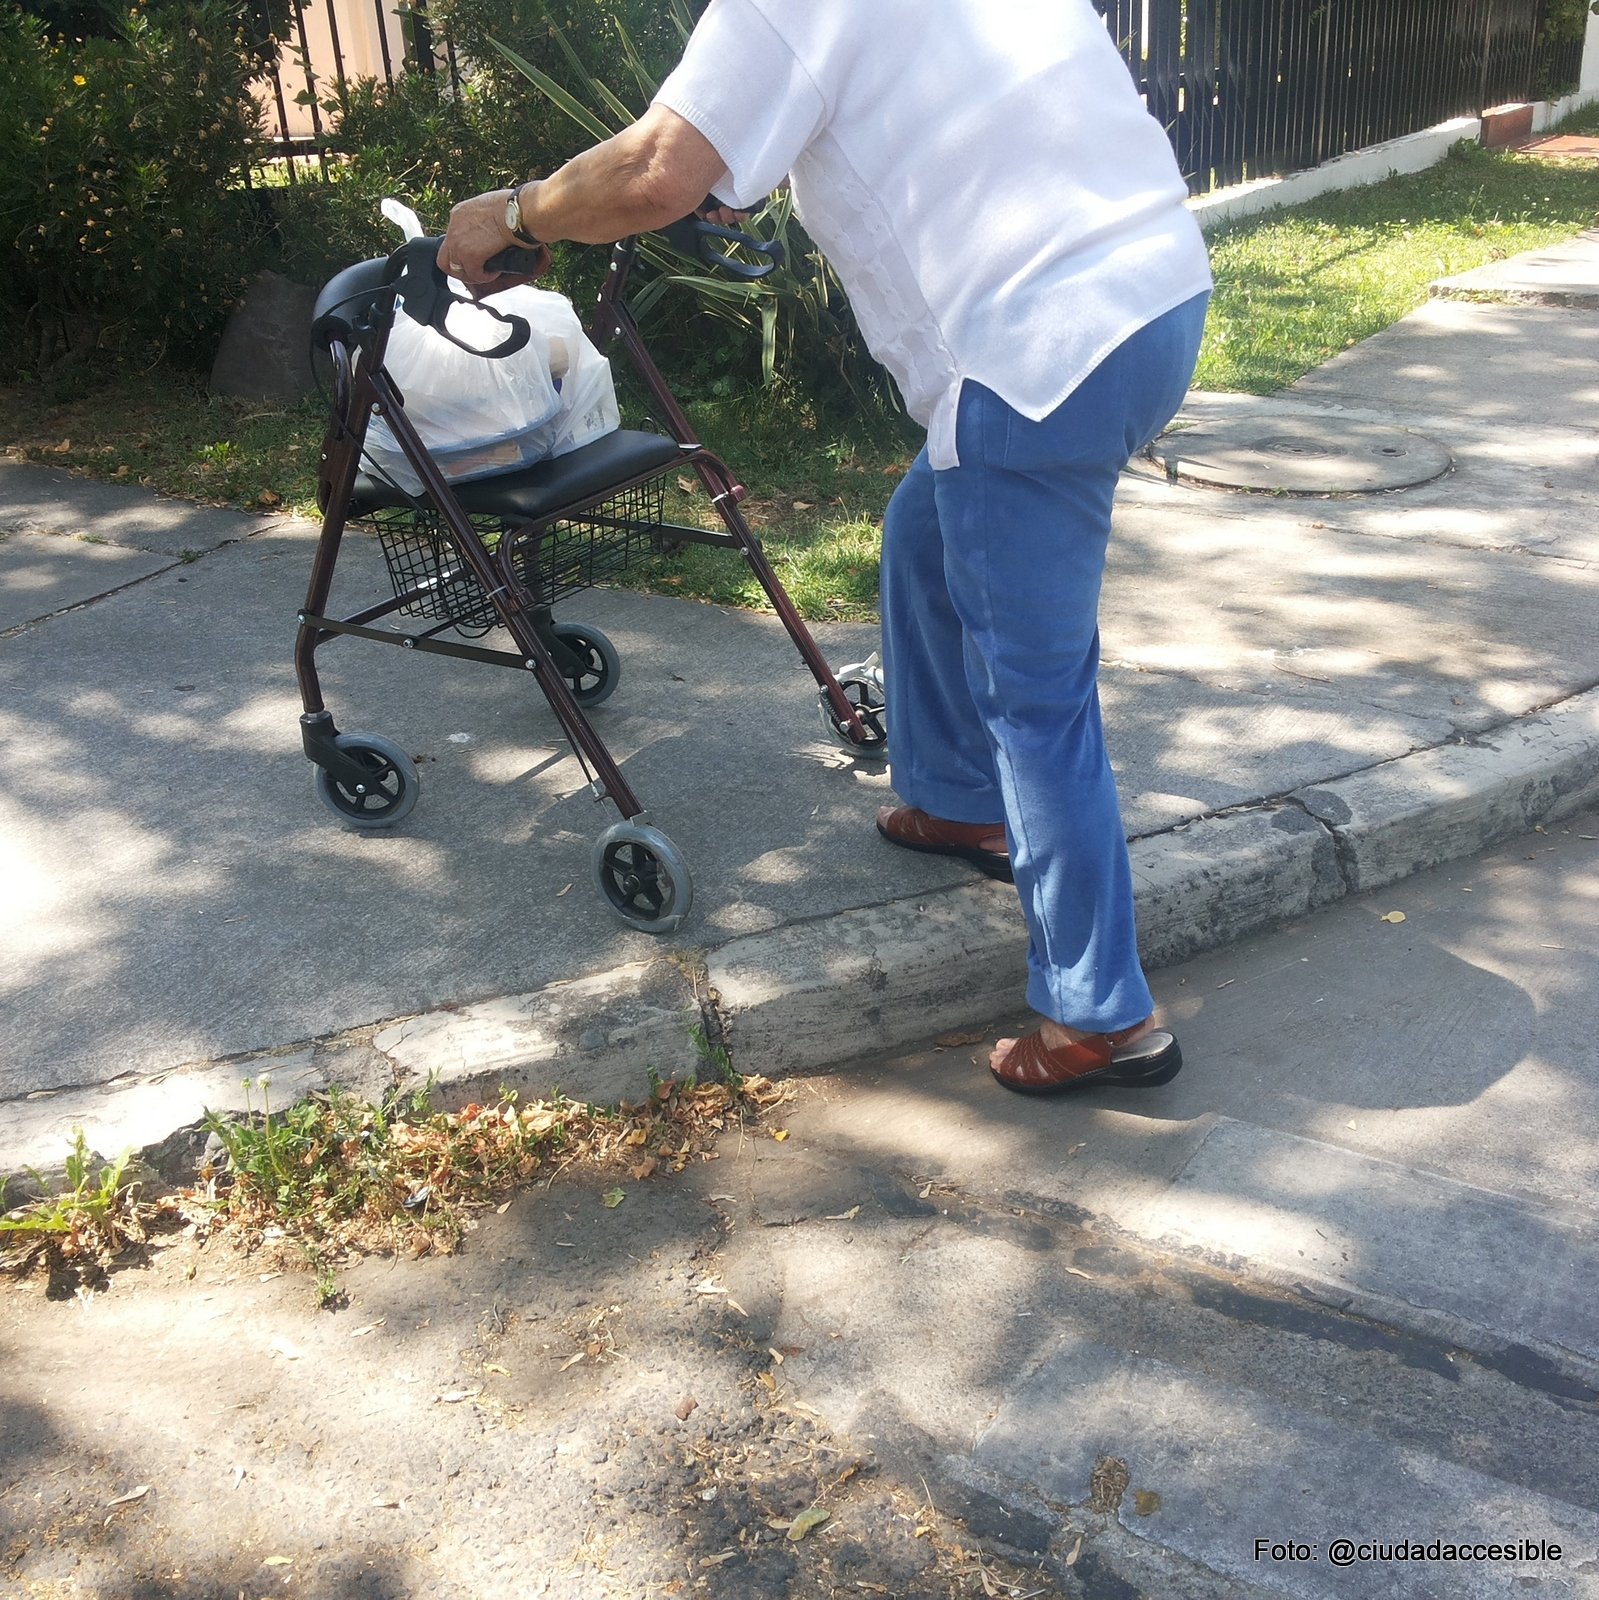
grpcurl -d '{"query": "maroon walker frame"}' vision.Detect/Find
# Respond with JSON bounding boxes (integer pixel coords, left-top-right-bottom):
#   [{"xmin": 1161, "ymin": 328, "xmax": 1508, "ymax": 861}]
[{"xmin": 295, "ymin": 227, "xmax": 886, "ymax": 933}]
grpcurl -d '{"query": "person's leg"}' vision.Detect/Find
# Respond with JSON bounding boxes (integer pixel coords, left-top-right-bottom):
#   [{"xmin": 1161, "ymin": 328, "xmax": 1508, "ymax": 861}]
[
  {"xmin": 879, "ymin": 445, "xmax": 1003, "ymax": 825},
  {"xmin": 933, "ymin": 297, "xmax": 1208, "ymax": 1067}
]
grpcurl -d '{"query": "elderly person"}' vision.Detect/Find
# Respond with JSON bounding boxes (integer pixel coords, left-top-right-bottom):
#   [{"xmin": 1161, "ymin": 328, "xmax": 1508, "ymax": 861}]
[{"xmin": 440, "ymin": 0, "xmax": 1211, "ymax": 1097}]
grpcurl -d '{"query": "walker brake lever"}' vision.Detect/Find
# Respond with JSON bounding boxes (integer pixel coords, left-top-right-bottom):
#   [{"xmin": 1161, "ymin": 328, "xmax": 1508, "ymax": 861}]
[{"xmin": 389, "ymin": 236, "xmax": 532, "ymax": 359}]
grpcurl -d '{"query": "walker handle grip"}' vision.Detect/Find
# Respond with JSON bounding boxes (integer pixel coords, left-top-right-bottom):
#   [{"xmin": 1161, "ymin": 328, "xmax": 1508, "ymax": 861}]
[
  {"xmin": 390, "ymin": 236, "xmax": 532, "ymax": 359},
  {"xmin": 658, "ymin": 215, "xmax": 785, "ymax": 279}
]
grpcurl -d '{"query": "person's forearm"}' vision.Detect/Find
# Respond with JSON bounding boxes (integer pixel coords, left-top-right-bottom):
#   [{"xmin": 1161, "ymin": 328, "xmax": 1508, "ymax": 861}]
[
  {"xmin": 439, "ymin": 104, "xmax": 727, "ymax": 286},
  {"xmin": 519, "ymin": 107, "xmax": 724, "ymax": 244}
]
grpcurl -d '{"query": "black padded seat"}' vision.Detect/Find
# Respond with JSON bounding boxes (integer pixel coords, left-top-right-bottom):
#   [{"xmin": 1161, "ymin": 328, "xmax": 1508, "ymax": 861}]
[{"xmin": 351, "ymin": 429, "xmax": 684, "ymax": 521}]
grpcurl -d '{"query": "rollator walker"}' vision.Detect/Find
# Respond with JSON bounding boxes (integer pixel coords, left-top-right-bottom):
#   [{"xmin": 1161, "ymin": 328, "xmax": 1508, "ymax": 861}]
[{"xmin": 296, "ymin": 219, "xmax": 887, "ymax": 934}]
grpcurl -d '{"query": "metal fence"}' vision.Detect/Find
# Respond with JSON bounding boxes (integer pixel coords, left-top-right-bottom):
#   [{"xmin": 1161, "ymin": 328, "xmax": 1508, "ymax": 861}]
[
  {"xmin": 1095, "ymin": 0, "xmax": 1588, "ymax": 194},
  {"xmin": 260, "ymin": 0, "xmax": 1588, "ymax": 192},
  {"xmin": 257, "ymin": 0, "xmax": 454, "ymax": 172}
]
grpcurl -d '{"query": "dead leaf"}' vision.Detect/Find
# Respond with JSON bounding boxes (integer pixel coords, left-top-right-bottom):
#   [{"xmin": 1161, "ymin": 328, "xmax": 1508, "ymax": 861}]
[
  {"xmin": 700, "ymin": 1550, "xmax": 738, "ymax": 1567},
  {"xmin": 269, "ymin": 1337, "xmax": 304, "ymax": 1361},
  {"xmin": 935, "ymin": 1030, "xmax": 985, "ymax": 1049},
  {"xmin": 676, "ymin": 475, "xmax": 697, "ymax": 493},
  {"xmin": 52, "ymin": 438, "xmax": 72, "ymax": 453},
  {"xmin": 559, "ymin": 1352, "xmax": 585, "ymax": 1372},
  {"xmin": 758, "ymin": 1370, "xmax": 779, "ymax": 1395},
  {"xmin": 263, "ymin": 1556, "xmax": 293, "ymax": 1568},
  {"xmin": 674, "ymin": 1395, "xmax": 698, "ymax": 1421},
  {"xmin": 495, "ymin": 1201, "xmax": 512, "ymax": 1215},
  {"xmin": 1065, "ymin": 1535, "xmax": 1083, "ymax": 1567},
  {"xmin": 349, "ymin": 1321, "xmax": 384, "ymax": 1338},
  {"xmin": 726, "ymin": 1298, "xmax": 749, "ymax": 1317},
  {"xmin": 786, "ymin": 1506, "xmax": 830, "ymax": 1542},
  {"xmin": 601, "ymin": 1187, "xmax": 626, "ymax": 1209},
  {"xmin": 630, "ymin": 1159, "xmax": 657, "ymax": 1181},
  {"xmin": 483, "ymin": 1364, "xmax": 511, "ymax": 1377},
  {"xmin": 371, "ymin": 1496, "xmax": 401, "ymax": 1509},
  {"xmin": 1133, "ymin": 1490, "xmax": 1162, "ymax": 1517},
  {"xmin": 1380, "ymin": 911, "xmax": 1407, "ymax": 924},
  {"xmin": 435, "ymin": 1388, "xmax": 480, "ymax": 1404},
  {"xmin": 823, "ymin": 1206, "xmax": 861, "ymax": 1222},
  {"xmin": 792, "ymin": 500, "xmax": 814, "ymax": 511},
  {"xmin": 772, "ymin": 1129, "xmax": 790, "ymax": 1142},
  {"xmin": 106, "ymin": 1485, "xmax": 150, "ymax": 1508},
  {"xmin": 256, "ymin": 489, "xmax": 282, "ymax": 508}
]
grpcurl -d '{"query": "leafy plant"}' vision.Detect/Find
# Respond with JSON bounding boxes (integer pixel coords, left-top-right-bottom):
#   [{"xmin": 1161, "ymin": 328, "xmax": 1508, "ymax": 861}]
[
  {"xmin": 487, "ymin": 5, "xmax": 895, "ymax": 408},
  {"xmin": 0, "ymin": 1129, "xmax": 143, "ymax": 1278}
]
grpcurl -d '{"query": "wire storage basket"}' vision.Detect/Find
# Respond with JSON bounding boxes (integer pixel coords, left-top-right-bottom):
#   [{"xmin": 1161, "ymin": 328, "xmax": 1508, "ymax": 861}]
[
  {"xmin": 366, "ymin": 504, "xmax": 498, "ymax": 632},
  {"xmin": 507, "ymin": 477, "xmax": 666, "ymax": 607},
  {"xmin": 363, "ymin": 475, "xmax": 667, "ymax": 630}
]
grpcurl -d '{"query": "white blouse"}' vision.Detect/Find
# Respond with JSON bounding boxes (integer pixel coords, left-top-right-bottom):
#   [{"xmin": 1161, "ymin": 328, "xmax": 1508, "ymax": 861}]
[{"xmin": 654, "ymin": 0, "xmax": 1213, "ymax": 468}]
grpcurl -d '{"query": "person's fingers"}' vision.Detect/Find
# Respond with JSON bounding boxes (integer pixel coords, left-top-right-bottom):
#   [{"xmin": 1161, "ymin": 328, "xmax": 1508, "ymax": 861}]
[{"xmin": 464, "ymin": 246, "xmax": 553, "ymax": 298}]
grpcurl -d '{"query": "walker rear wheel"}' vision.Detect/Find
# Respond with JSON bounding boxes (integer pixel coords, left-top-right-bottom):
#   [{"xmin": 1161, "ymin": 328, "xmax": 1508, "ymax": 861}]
[
  {"xmin": 551, "ymin": 621, "xmax": 620, "ymax": 707},
  {"xmin": 819, "ymin": 657, "xmax": 887, "ymax": 757},
  {"xmin": 591, "ymin": 821, "xmax": 692, "ymax": 934},
  {"xmin": 312, "ymin": 732, "xmax": 419, "ymax": 829}
]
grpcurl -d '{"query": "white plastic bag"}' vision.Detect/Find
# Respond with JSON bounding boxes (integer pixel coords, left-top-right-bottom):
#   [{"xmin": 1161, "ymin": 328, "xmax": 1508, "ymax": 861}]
[{"xmin": 363, "ymin": 200, "xmax": 620, "ymax": 494}]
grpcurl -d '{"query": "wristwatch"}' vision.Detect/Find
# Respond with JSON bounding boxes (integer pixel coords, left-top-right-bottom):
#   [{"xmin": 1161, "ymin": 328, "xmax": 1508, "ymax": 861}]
[{"xmin": 504, "ymin": 182, "xmax": 540, "ymax": 248}]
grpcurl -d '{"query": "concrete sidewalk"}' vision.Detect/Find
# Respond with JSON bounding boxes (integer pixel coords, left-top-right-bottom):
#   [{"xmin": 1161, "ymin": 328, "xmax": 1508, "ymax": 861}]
[{"xmin": 3, "ymin": 235, "xmax": 1598, "ymax": 1179}]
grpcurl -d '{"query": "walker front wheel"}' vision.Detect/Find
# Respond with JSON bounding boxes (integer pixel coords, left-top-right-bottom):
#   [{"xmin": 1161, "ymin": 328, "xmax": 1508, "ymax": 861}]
[
  {"xmin": 591, "ymin": 821, "xmax": 693, "ymax": 934},
  {"xmin": 312, "ymin": 732, "xmax": 419, "ymax": 829}
]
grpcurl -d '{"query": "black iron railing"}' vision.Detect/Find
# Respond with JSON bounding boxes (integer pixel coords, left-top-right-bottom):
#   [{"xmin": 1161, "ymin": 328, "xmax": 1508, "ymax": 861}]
[
  {"xmin": 1096, "ymin": 0, "xmax": 1587, "ymax": 194},
  {"xmin": 260, "ymin": 0, "xmax": 1587, "ymax": 192}
]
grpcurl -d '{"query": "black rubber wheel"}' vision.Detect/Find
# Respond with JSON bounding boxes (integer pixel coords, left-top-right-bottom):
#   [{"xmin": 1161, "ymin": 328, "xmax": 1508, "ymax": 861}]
[
  {"xmin": 819, "ymin": 672, "xmax": 888, "ymax": 757},
  {"xmin": 551, "ymin": 621, "xmax": 621, "ymax": 707},
  {"xmin": 590, "ymin": 821, "xmax": 692, "ymax": 934},
  {"xmin": 312, "ymin": 732, "xmax": 419, "ymax": 829}
]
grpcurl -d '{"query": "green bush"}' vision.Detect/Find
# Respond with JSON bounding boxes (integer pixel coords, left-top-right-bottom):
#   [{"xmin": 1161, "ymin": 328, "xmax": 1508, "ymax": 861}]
[
  {"xmin": 266, "ymin": 70, "xmax": 518, "ymax": 286},
  {"xmin": 0, "ymin": 0, "xmax": 271, "ymax": 378}
]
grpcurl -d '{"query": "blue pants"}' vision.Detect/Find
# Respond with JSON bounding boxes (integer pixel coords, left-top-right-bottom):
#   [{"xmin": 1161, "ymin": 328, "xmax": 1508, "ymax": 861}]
[{"xmin": 880, "ymin": 294, "xmax": 1209, "ymax": 1032}]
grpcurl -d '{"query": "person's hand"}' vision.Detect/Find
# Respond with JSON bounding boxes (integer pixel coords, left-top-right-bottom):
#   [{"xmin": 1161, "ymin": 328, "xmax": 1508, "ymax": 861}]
[
  {"xmin": 697, "ymin": 198, "xmax": 752, "ymax": 229},
  {"xmin": 437, "ymin": 189, "xmax": 552, "ymax": 294}
]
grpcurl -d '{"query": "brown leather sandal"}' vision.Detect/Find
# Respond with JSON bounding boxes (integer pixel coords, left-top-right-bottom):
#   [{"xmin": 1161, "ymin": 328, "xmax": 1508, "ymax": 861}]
[
  {"xmin": 875, "ymin": 805, "xmax": 1012, "ymax": 882},
  {"xmin": 989, "ymin": 1024, "xmax": 1183, "ymax": 1096}
]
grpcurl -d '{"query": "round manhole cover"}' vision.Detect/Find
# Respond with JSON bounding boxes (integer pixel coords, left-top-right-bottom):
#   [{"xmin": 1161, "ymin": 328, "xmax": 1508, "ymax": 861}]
[{"xmin": 1142, "ymin": 417, "xmax": 1452, "ymax": 493}]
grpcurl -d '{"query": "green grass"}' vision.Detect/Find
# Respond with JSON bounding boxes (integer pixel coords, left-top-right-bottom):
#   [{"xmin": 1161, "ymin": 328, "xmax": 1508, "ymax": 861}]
[
  {"xmin": 1198, "ymin": 138, "xmax": 1599, "ymax": 392},
  {"xmin": 3, "ymin": 132, "xmax": 1595, "ymax": 619}
]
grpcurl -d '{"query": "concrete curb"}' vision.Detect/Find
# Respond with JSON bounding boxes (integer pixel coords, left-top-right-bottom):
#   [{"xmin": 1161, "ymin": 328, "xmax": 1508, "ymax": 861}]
[{"xmin": 6, "ymin": 687, "xmax": 1596, "ymax": 1191}]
